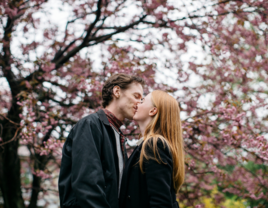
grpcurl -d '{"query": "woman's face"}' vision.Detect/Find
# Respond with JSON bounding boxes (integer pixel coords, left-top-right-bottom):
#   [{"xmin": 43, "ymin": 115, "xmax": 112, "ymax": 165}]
[{"xmin": 133, "ymin": 93, "xmax": 155, "ymax": 121}]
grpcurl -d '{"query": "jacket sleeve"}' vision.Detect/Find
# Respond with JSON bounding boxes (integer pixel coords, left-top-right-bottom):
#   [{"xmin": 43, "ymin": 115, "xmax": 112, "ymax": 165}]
[
  {"xmin": 71, "ymin": 117, "xmax": 111, "ymax": 208},
  {"xmin": 144, "ymin": 141, "xmax": 174, "ymax": 208}
]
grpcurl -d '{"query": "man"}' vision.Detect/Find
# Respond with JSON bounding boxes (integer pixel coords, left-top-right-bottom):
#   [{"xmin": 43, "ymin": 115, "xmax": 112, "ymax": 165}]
[{"xmin": 58, "ymin": 73, "xmax": 144, "ymax": 208}]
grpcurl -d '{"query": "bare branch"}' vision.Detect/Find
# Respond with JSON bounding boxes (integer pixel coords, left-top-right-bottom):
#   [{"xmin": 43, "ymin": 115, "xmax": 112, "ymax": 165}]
[
  {"xmin": 0, "ymin": 126, "xmax": 22, "ymax": 147},
  {"xmin": 0, "ymin": 114, "xmax": 20, "ymax": 126},
  {"xmin": 54, "ymin": 14, "xmax": 147, "ymax": 67},
  {"xmin": 82, "ymin": 0, "xmax": 103, "ymax": 44},
  {"xmin": 86, "ymin": 14, "xmax": 147, "ymax": 46},
  {"xmin": 142, "ymin": 9, "xmax": 259, "ymax": 26}
]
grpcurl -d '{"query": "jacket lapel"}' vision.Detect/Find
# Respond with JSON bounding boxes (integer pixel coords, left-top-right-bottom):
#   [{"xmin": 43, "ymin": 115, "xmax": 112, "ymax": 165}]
[
  {"xmin": 98, "ymin": 109, "xmax": 129, "ymax": 164},
  {"xmin": 96, "ymin": 109, "xmax": 120, "ymax": 189}
]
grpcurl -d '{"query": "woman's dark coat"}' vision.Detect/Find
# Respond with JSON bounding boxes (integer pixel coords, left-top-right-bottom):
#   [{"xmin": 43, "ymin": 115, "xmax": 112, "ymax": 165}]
[{"xmin": 119, "ymin": 139, "xmax": 180, "ymax": 208}]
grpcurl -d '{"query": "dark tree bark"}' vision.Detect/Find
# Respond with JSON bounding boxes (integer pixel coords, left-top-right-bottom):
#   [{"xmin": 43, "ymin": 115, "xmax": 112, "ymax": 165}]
[
  {"xmin": 0, "ymin": 109, "xmax": 24, "ymax": 208},
  {"xmin": 28, "ymin": 155, "xmax": 49, "ymax": 208},
  {"xmin": 0, "ymin": 9, "xmax": 25, "ymax": 208}
]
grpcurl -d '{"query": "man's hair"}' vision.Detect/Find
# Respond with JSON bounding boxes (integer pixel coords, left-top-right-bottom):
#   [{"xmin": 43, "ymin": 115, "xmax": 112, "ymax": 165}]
[{"xmin": 102, "ymin": 73, "xmax": 145, "ymax": 108}]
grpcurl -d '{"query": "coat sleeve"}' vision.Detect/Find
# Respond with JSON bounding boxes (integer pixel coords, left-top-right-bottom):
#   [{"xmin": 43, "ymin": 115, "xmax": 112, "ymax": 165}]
[
  {"xmin": 144, "ymin": 141, "xmax": 174, "ymax": 208},
  {"xmin": 71, "ymin": 117, "xmax": 111, "ymax": 208}
]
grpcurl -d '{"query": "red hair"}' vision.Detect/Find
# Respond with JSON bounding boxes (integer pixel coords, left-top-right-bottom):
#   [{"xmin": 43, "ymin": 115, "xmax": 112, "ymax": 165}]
[{"xmin": 139, "ymin": 90, "xmax": 185, "ymax": 192}]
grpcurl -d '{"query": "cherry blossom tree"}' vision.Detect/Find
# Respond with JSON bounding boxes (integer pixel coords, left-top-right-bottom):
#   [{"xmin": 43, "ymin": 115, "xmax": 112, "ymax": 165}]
[{"xmin": 0, "ymin": 0, "xmax": 268, "ymax": 208}]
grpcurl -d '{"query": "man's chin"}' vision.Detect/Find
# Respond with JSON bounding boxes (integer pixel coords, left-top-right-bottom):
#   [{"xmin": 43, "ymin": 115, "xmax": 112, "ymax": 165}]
[{"xmin": 126, "ymin": 112, "xmax": 135, "ymax": 120}]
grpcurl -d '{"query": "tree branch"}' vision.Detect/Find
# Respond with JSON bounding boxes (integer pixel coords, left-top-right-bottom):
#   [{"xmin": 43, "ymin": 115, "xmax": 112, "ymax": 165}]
[
  {"xmin": 54, "ymin": 14, "xmax": 147, "ymax": 68},
  {"xmin": 0, "ymin": 126, "xmax": 22, "ymax": 147},
  {"xmin": 82, "ymin": 0, "xmax": 103, "ymax": 44}
]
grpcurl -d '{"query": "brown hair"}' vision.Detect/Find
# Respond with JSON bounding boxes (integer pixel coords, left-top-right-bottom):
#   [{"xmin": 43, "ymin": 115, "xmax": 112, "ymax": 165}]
[
  {"xmin": 102, "ymin": 73, "xmax": 145, "ymax": 108},
  {"xmin": 139, "ymin": 90, "xmax": 185, "ymax": 193}
]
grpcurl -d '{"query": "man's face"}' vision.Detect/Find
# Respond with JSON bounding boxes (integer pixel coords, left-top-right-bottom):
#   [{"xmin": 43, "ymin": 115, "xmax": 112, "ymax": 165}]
[
  {"xmin": 118, "ymin": 82, "xmax": 143, "ymax": 120},
  {"xmin": 133, "ymin": 93, "xmax": 154, "ymax": 122}
]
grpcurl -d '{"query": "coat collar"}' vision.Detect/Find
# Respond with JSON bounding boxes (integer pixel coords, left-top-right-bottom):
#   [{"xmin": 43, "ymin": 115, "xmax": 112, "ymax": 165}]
[
  {"xmin": 97, "ymin": 109, "xmax": 128, "ymax": 163},
  {"xmin": 96, "ymin": 109, "xmax": 110, "ymax": 126}
]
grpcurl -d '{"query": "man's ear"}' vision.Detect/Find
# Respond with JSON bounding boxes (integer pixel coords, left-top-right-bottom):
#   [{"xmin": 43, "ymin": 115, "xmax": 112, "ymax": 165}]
[
  {"xmin": 113, "ymin": 86, "xmax": 121, "ymax": 98},
  {"xmin": 149, "ymin": 107, "xmax": 158, "ymax": 117}
]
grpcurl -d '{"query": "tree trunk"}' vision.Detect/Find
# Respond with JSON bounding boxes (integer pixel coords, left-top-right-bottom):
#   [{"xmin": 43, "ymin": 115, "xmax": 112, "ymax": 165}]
[
  {"xmin": 28, "ymin": 155, "xmax": 49, "ymax": 208},
  {"xmin": 28, "ymin": 174, "xmax": 41, "ymax": 208},
  {"xmin": 0, "ymin": 106, "xmax": 25, "ymax": 208}
]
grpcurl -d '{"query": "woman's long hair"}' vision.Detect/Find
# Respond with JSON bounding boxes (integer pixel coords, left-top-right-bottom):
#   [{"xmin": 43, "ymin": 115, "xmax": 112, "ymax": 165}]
[{"xmin": 139, "ymin": 90, "xmax": 185, "ymax": 193}]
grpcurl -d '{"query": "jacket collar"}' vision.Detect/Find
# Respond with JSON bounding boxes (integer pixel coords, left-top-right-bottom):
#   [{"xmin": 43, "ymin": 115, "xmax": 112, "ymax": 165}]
[{"xmin": 96, "ymin": 109, "xmax": 110, "ymax": 126}]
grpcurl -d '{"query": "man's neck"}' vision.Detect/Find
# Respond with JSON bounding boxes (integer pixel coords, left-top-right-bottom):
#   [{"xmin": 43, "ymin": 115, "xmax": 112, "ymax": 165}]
[{"xmin": 105, "ymin": 105, "xmax": 124, "ymax": 122}]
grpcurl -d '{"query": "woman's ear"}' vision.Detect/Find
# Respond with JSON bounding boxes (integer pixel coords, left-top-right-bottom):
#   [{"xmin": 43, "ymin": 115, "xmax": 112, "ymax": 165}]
[{"xmin": 149, "ymin": 107, "xmax": 158, "ymax": 117}]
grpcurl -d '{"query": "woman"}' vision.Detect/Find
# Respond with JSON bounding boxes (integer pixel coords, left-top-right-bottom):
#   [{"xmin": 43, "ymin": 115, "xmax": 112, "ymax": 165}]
[{"xmin": 119, "ymin": 90, "xmax": 185, "ymax": 208}]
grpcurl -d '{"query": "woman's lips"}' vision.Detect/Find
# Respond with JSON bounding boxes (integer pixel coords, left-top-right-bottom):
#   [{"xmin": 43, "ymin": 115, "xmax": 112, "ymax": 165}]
[{"xmin": 133, "ymin": 106, "xmax": 138, "ymax": 113}]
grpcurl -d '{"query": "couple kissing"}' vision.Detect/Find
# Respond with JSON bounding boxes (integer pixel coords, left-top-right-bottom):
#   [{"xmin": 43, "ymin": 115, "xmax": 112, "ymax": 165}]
[{"xmin": 58, "ymin": 73, "xmax": 185, "ymax": 208}]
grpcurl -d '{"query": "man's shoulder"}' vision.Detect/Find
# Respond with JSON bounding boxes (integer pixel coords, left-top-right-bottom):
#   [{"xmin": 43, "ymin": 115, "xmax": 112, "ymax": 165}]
[
  {"xmin": 69, "ymin": 111, "xmax": 102, "ymax": 132},
  {"xmin": 76, "ymin": 111, "xmax": 101, "ymax": 126},
  {"xmin": 70, "ymin": 109, "xmax": 109, "ymax": 134}
]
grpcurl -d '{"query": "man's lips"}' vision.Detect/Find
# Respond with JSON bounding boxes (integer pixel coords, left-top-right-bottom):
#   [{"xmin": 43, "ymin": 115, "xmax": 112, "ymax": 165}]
[{"xmin": 133, "ymin": 106, "xmax": 138, "ymax": 113}]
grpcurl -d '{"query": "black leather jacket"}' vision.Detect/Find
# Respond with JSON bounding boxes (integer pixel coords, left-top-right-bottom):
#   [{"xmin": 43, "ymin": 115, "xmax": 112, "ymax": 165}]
[{"xmin": 58, "ymin": 109, "xmax": 126, "ymax": 208}]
